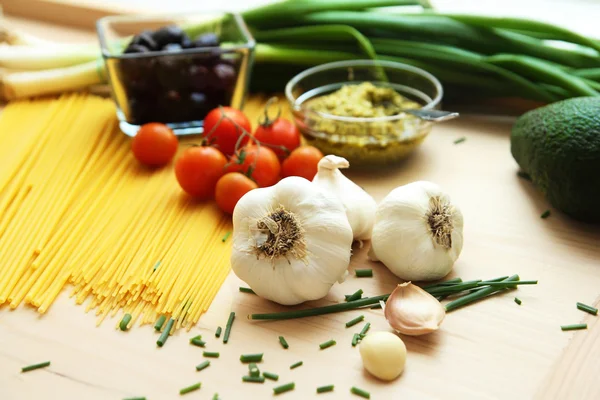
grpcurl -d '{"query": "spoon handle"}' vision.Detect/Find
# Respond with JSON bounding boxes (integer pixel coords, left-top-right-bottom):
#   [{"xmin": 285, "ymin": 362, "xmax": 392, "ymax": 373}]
[{"xmin": 405, "ymin": 109, "xmax": 460, "ymax": 122}]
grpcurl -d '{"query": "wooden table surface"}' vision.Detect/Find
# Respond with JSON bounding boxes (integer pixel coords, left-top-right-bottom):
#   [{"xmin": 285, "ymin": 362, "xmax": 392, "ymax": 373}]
[{"xmin": 1, "ymin": 13, "xmax": 600, "ymax": 400}]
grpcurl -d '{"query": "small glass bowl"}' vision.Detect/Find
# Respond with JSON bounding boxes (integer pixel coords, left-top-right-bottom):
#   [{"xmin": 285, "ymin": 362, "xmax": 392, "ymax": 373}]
[
  {"xmin": 97, "ymin": 12, "xmax": 255, "ymax": 136},
  {"xmin": 285, "ymin": 60, "xmax": 443, "ymax": 168}
]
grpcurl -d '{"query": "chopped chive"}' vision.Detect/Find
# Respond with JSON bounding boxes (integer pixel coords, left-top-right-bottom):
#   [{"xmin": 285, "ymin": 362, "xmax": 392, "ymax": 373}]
[
  {"xmin": 239, "ymin": 287, "xmax": 255, "ymax": 294},
  {"xmin": 317, "ymin": 385, "xmax": 334, "ymax": 393},
  {"xmin": 453, "ymin": 137, "xmax": 466, "ymax": 144},
  {"xmin": 435, "ymin": 295, "xmax": 447, "ymax": 301},
  {"xmin": 541, "ymin": 210, "xmax": 551, "ymax": 219},
  {"xmin": 240, "ymin": 353, "xmax": 263, "ymax": 363},
  {"xmin": 445, "ymin": 275, "xmax": 520, "ymax": 312},
  {"xmin": 290, "ymin": 361, "xmax": 303, "ymax": 369},
  {"xmin": 278, "ymin": 335, "xmax": 289, "ymax": 349},
  {"xmin": 514, "ymin": 297, "xmax": 522, "ymax": 305},
  {"xmin": 370, "ymin": 303, "xmax": 382, "ymax": 309},
  {"xmin": 190, "ymin": 335, "xmax": 202, "ymax": 341},
  {"xmin": 517, "ymin": 171, "xmax": 532, "ymax": 180},
  {"xmin": 203, "ymin": 351, "xmax": 220, "ymax": 358},
  {"xmin": 577, "ymin": 302, "xmax": 598, "ymax": 316},
  {"xmin": 119, "ymin": 313, "xmax": 132, "ymax": 331},
  {"xmin": 195, "ymin": 360, "xmax": 210, "ymax": 371},
  {"xmin": 359, "ymin": 322, "xmax": 371, "ymax": 336},
  {"xmin": 153, "ymin": 261, "xmax": 161, "ymax": 271},
  {"xmin": 212, "ymin": 394, "xmax": 219, "ymax": 400},
  {"xmin": 359, "ymin": 333, "xmax": 366, "ymax": 339},
  {"xmin": 190, "ymin": 338, "xmax": 206, "ymax": 347},
  {"xmin": 561, "ymin": 323, "xmax": 587, "ymax": 331},
  {"xmin": 249, "ymin": 363, "xmax": 260, "ymax": 377},
  {"xmin": 179, "ymin": 382, "xmax": 201, "ymax": 395},
  {"xmin": 154, "ymin": 315, "xmax": 167, "ymax": 331},
  {"xmin": 351, "ymin": 333, "xmax": 360, "ymax": 347},
  {"xmin": 222, "ymin": 231, "xmax": 231, "ymax": 242},
  {"xmin": 319, "ymin": 339, "xmax": 336, "ymax": 350},
  {"xmin": 123, "ymin": 397, "xmax": 146, "ymax": 400},
  {"xmin": 355, "ymin": 269, "xmax": 373, "ymax": 278},
  {"xmin": 273, "ymin": 382, "xmax": 295, "ymax": 395},
  {"xmin": 345, "ymin": 315, "xmax": 365, "ymax": 328},
  {"xmin": 351, "ymin": 386, "xmax": 370, "ymax": 398},
  {"xmin": 21, "ymin": 361, "xmax": 50, "ymax": 373},
  {"xmin": 242, "ymin": 375, "xmax": 265, "ymax": 383},
  {"xmin": 156, "ymin": 318, "xmax": 174, "ymax": 347},
  {"xmin": 263, "ymin": 371, "xmax": 279, "ymax": 381},
  {"xmin": 215, "ymin": 326, "xmax": 222, "ymax": 338},
  {"xmin": 345, "ymin": 289, "xmax": 363, "ymax": 302},
  {"xmin": 223, "ymin": 312, "xmax": 235, "ymax": 344},
  {"xmin": 422, "ymin": 277, "xmax": 463, "ymax": 290}
]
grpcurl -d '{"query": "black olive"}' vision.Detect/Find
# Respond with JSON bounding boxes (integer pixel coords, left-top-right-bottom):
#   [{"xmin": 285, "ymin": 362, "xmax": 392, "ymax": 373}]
[
  {"xmin": 163, "ymin": 43, "xmax": 182, "ymax": 52},
  {"xmin": 152, "ymin": 25, "xmax": 185, "ymax": 47},
  {"xmin": 119, "ymin": 57, "xmax": 156, "ymax": 84},
  {"xmin": 132, "ymin": 30, "xmax": 158, "ymax": 50},
  {"xmin": 123, "ymin": 43, "xmax": 150, "ymax": 54},
  {"xmin": 193, "ymin": 33, "xmax": 219, "ymax": 48},
  {"xmin": 156, "ymin": 56, "xmax": 188, "ymax": 90},
  {"xmin": 189, "ymin": 65, "xmax": 209, "ymax": 91},
  {"xmin": 210, "ymin": 63, "xmax": 237, "ymax": 90}
]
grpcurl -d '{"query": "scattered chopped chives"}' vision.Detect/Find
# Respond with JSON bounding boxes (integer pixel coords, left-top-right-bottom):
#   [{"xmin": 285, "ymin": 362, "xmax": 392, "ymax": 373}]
[
  {"xmin": 156, "ymin": 318, "xmax": 174, "ymax": 347},
  {"xmin": 346, "ymin": 289, "xmax": 363, "ymax": 302},
  {"xmin": 317, "ymin": 385, "xmax": 334, "ymax": 393},
  {"xmin": 242, "ymin": 375, "xmax": 265, "ymax": 383},
  {"xmin": 355, "ymin": 269, "xmax": 373, "ymax": 278},
  {"xmin": 119, "ymin": 313, "xmax": 132, "ymax": 331},
  {"xmin": 576, "ymin": 302, "xmax": 598, "ymax": 316},
  {"xmin": 445, "ymin": 275, "xmax": 520, "ymax": 312},
  {"xmin": 154, "ymin": 315, "xmax": 167, "ymax": 331},
  {"xmin": 21, "ymin": 361, "xmax": 50, "ymax": 373},
  {"xmin": 203, "ymin": 351, "xmax": 220, "ymax": 358},
  {"xmin": 517, "ymin": 171, "xmax": 531, "ymax": 180},
  {"xmin": 453, "ymin": 137, "xmax": 466, "ymax": 145},
  {"xmin": 152, "ymin": 261, "xmax": 161, "ymax": 271},
  {"xmin": 351, "ymin": 386, "xmax": 370, "ymax": 399},
  {"xmin": 190, "ymin": 338, "xmax": 206, "ymax": 347},
  {"xmin": 278, "ymin": 335, "xmax": 289, "ymax": 349},
  {"xmin": 359, "ymin": 322, "xmax": 371, "ymax": 336},
  {"xmin": 249, "ymin": 363, "xmax": 260, "ymax": 377},
  {"xmin": 514, "ymin": 297, "xmax": 522, "ymax": 305},
  {"xmin": 239, "ymin": 287, "xmax": 255, "ymax": 294},
  {"xmin": 240, "ymin": 353, "xmax": 263, "ymax": 363},
  {"xmin": 263, "ymin": 371, "xmax": 279, "ymax": 381},
  {"xmin": 561, "ymin": 323, "xmax": 587, "ymax": 331},
  {"xmin": 215, "ymin": 326, "xmax": 222, "ymax": 338},
  {"xmin": 351, "ymin": 333, "xmax": 360, "ymax": 347},
  {"xmin": 179, "ymin": 382, "xmax": 201, "ymax": 395},
  {"xmin": 345, "ymin": 315, "xmax": 365, "ymax": 328},
  {"xmin": 370, "ymin": 303, "xmax": 382, "ymax": 309},
  {"xmin": 273, "ymin": 382, "xmax": 295, "ymax": 395},
  {"xmin": 290, "ymin": 361, "xmax": 303, "ymax": 369},
  {"xmin": 223, "ymin": 312, "xmax": 235, "ymax": 344},
  {"xmin": 541, "ymin": 210, "xmax": 551, "ymax": 219},
  {"xmin": 195, "ymin": 360, "xmax": 210, "ymax": 372},
  {"xmin": 319, "ymin": 339, "xmax": 336, "ymax": 350},
  {"xmin": 222, "ymin": 231, "xmax": 231, "ymax": 242}
]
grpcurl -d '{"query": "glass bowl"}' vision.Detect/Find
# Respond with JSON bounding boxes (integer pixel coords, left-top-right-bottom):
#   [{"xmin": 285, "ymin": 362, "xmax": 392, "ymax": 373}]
[
  {"xmin": 285, "ymin": 60, "xmax": 443, "ymax": 168},
  {"xmin": 97, "ymin": 12, "xmax": 255, "ymax": 136}
]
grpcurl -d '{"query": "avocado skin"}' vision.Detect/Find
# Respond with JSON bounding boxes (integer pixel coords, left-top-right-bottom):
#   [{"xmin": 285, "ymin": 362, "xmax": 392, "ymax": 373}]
[{"xmin": 511, "ymin": 96, "xmax": 600, "ymax": 223}]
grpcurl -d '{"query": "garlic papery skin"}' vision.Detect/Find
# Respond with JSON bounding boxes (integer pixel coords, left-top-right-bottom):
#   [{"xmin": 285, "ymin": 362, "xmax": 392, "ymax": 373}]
[
  {"xmin": 231, "ymin": 176, "xmax": 353, "ymax": 306},
  {"xmin": 384, "ymin": 282, "xmax": 445, "ymax": 336},
  {"xmin": 312, "ymin": 155, "xmax": 377, "ymax": 240},
  {"xmin": 370, "ymin": 181, "xmax": 464, "ymax": 281}
]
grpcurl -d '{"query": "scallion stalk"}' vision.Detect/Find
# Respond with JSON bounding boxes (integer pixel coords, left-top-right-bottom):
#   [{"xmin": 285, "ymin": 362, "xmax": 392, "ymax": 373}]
[
  {"xmin": 263, "ymin": 371, "xmax": 279, "ymax": 381},
  {"xmin": 179, "ymin": 383, "xmax": 201, "ymax": 395},
  {"xmin": 119, "ymin": 313, "xmax": 132, "ymax": 331},
  {"xmin": 273, "ymin": 382, "xmax": 295, "ymax": 395},
  {"xmin": 240, "ymin": 353, "xmax": 264, "ymax": 363},
  {"xmin": 317, "ymin": 385, "xmax": 334, "ymax": 393},
  {"xmin": 319, "ymin": 339, "xmax": 336, "ymax": 350},
  {"xmin": 242, "ymin": 375, "xmax": 266, "ymax": 383},
  {"xmin": 290, "ymin": 361, "xmax": 303, "ymax": 369},
  {"xmin": 154, "ymin": 315, "xmax": 167, "ymax": 331},
  {"xmin": 351, "ymin": 386, "xmax": 370, "ymax": 399},
  {"xmin": 156, "ymin": 319, "xmax": 174, "ymax": 347},
  {"xmin": 345, "ymin": 315, "xmax": 365, "ymax": 328},
  {"xmin": 279, "ymin": 335, "xmax": 289, "ymax": 349},
  {"xmin": 21, "ymin": 361, "xmax": 50, "ymax": 373},
  {"xmin": 561, "ymin": 323, "xmax": 587, "ymax": 331},
  {"xmin": 576, "ymin": 302, "xmax": 598, "ymax": 316},
  {"xmin": 345, "ymin": 289, "xmax": 364, "ymax": 302},
  {"xmin": 223, "ymin": 312, "xmax": 235, "ymax": 344},
  {"xmin": 355, "ymin": 269, "xmax": 373, "ymax": 278},
  {"xmin": 195, "ymin": 360, "xmax": 210, "ymax": 371}
]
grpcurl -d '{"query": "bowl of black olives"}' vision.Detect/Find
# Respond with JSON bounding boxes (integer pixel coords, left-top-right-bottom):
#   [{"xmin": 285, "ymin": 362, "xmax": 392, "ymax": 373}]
[{"xmin": 97, "ymin": 13, "xmax": 255, "ymax": 136}]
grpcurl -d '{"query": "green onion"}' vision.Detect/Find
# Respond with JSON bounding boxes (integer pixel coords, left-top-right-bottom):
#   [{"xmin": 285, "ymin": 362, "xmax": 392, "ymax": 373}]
[
  {"xmin": 157, "ymin": 319, "xmax": 175, "ymax": 347},
  {"xmin": 212, "ymin": 394, "xmax": 219, "ymax": 400},
  {"xmin": 21, "ymin": 361, "xmax": 50, "ymax": 373},
  {"xmin": 195, "ymin": 360, "xmax": 210, "ymax": 371},
  {"xmin": 370, "ymin": 303, "xmax": 382, "ymax": 309},
  {"xmin": 514, "ymin": 297, "xmax": 522, "ymax": 305},
  {"xmin": 345, "ymin": 315, "xmax": 365, "ymax": 328},
  {"xmin": 345, "ymin": 289, "xmax": 364, "ymax": 302},
  {"xmin": 222, "ymin": 231, "xmax": 231, "ymax": 242},
  {"xmin": 355, "ymin": 269, "xmax": 373, "ymax": 277},
  {"xmin": 263, "ymin": 371, "xmax": 279, "ymax": 381},
  {"xmin": 279, "ymin": 335, "xmax": 289, "ymax": 349},
  {"xmin": 541, "ymin": 210, "xmax": 551, "ymax": 219},
  {"xmin": 223, "ymin": 312, "xmax": 235, "ymax": 344},
  {"xmin": 577, "ymin": 302, "xmax": 598, "ymax": 316},
  {"xmin": 422, "ymin": 277, "xmax": 463, "ymax": 290},
  {"xmin": 179, "ymin": 382, "xmax": 201, "ymax": 395},
  {"xmin": 561, "ymin": 323, "xmax": 587, "ymax": 331},
  {"xmin": 360, "ymin": 322, "xmax": 371, "ymax": 336},
  {"xmin": 123, "ymin": 397, "xmax": 146, "ymax": 400},
  {"xmin": 153, "ymin": 261, "xmax": 161, "ymax": 271},
  {"xmin": 215, "ymin": 326, "xmax": 222, "ymax": 338},
  {"xmin": 445, "ymin": 275, "xmax": 520, "ymax": 312},
  {"xmin": 478, "ymin": 280, "xmax": 538, "ymax": 287},
  {"xmin": 190, "ymin": 338, "xmax": 206, "ymax": 347},
  {"xmin": 243, "ymin": 375, "xmax": 266, "ymax": 383},
  {"xmin": 317, "ymin": 385, "xmax": 335, "ymax": 393},
  {"xmin": 119, "ymin": 313, "xmax": 132, "ymax": 331},
  {"xmin": 239, "ymin": 287, "xmax": 255, "ymax": 294},
  {"xmin": 273, "ymin": 382, "xmax": 295, "ymax": 395},
  {"xmin": 154, "ymin": 315, "xmax": 167, "ymax": 331},
  {"xmin": 351, "ymin": 386, "xmax": 370, "ymax": 398},
  {"xmin": 240, "ymin": 353, "xmax": 264, "ymax": 363},
  {"xmin": 319, "ymin": 339, "xmax": 336, "ymax": 350},
  {"xmin": 290, "ymin": 361, "xmax": 303, "ymax": 369},
  {"xmin": 454, "ymin": 137, "xmax": 467, "ymax": 144},
  {"xmin": 249, "ymin": 363, "xmax": 260, "ymax": 377},
  {"xmin": 351, "ymin": 333, "xmax": 360, "ymax": 347},
  {"xmin": 203, "ymin": 351, "xmax": 220, "ymax": 358}
]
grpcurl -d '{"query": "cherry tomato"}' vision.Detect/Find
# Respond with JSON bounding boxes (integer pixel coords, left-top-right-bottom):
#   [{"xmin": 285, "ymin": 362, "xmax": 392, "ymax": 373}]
[
  {"xmin": 174, "ymin": 146, "xmax": 227, "ymax": 199},
  {"xmin": 131, "ymin": 123, "xmax": 178, "ymax": 167},
  {"xmin": 226, "ymin": 145, "xmax": 281, "ymax": 187},
  {"xmin": 203, "ymin": 107, "xmax": 251, "ymax": 156},
  {"xmin": 281, "ymin": 146, "xmax": 324, "ymax": 181},
  {"xmin": 215, "ymin": 172, "xmax": 258, "ymax": 215},
  {"xmin": 253, "ymin": 118, "xmax": 300, "ymax": 160}
]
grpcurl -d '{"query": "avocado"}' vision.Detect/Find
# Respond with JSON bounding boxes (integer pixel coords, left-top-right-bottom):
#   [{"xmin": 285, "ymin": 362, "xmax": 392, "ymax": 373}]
[{"xmin": 511, "ymin": 96, "xmax": 600, "ymax": 223}]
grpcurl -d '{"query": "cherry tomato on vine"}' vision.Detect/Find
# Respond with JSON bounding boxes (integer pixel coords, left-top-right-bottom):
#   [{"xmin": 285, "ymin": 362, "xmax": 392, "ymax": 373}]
[
  {"xmin": 253, "ymin": 118, "xmax": 300, "ymax": 160},
  {"xmin": 281, "ymin": 145, "xmax": 324, "ymax": 181},
  {"xmin": 131, "ymin": 122, "xmax": 178, "ymax": 167},
  {"xmin": 225, "ymin": 145, "xmax": 281, "ymax": 187},
  {"xmin": 174, "ymin": 146, "xmax": 227, "ymax": 199},
  {"xmin": 215, "ymin": 172, "xmax": 258, "ymax": 215},
  {"xmin": 203, "ymin": 107, "xmax": 251, "ymax": 156}
]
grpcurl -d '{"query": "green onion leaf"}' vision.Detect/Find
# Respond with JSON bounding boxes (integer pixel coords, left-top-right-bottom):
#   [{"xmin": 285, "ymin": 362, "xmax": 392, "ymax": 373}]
[
  {"xmin": 351, "ymin": 386, "xmax": 370, "ymax": 398},
  {"xmin": 156, "ymin": 318, "xmax": 174, "ymax": 347},
  {"xmin": 222, "ymin": 231, "xmax": 231, "ymax": 242},
  {"xmin": 195, "ymin": 360, "xmax": 210, "ymax": 371},
  {"xmin": 119, "ymin": 313, "xmax": 132, "ymax": 331},
  {"xmin": 152, "ymin": 261, "xmax": 161, "ymax": 271},
  {"xmin": 179, "ymin": 382, "xmax": 201, "ymax": 395},
  {"xmin": 351, "ymin": 333, "xmax": 360, "ymax": 347},
  {"xmin": 190, "ymin": 338, "xmax": 206, "ymax": 347},
  {"xmin": 240, "ymin": 353, "xmax": 264, "ymax": 363},
  {"xmin": 514, "ymin": 297, "xmax": 522, "ymax": 305},
  {"xmin": 576, "ymin": 302, "xmax": 598, "ymax": 316},
  {"xmin": 249, "ymin": 363, "xmax": 260, "ymax": 377},
  {"xmin": 154, "ymin": 315, "xmax": 166, "ymax": 331},
  {"xmin": 359, "ymin": 322, "xmax": 371, "ymax": 336},
  {"xmin": 370, "ymin": 303, "xmax": 382, "ymax": 309},
  {"xmin": 317, "ymin": 385, "xmax": 334, "ymax": 393},
  {"xmin": 345, "ymin": 315, "xmax": 365, "ymax": 328},
  {"xmin": 21, "ymin": 361, "xmax": 50, "ymax": 373},
  {"xmin": 453, "ymin": 137, "xmax": 467, "ymax": 144},
  {"xmin": 263, "ymin": 371, "xmax": 279, "ymax": 381},
  {"xmin": 290, "ymin": 361, "xmax": 303, "ymax": 369},
  {"xmin": 345, "ymin": 289, "xmax": 363, "ymax": 302},
  {"xmin": 242, "ymin": 375, "xmax": 266, "ymax": 383},
  {"xmin": 273, "ymin": 382, "xmax": 295, "ymax": 395},
  {"xmin": 445, "ymin": 275, "xmax": 520, "ymax": 312},
  {"xmin": 239, "ymin": 287, "xmax": 255, "ymax": 294},
  {"xmin": 319, "ymin": 339, "xmax": 336, "ymax": 350},
  {"xmin": 541, "ymin": 210, "xmax": 551, "ymax": 219},
  {"xmin": 279, "ymin": 335, "xmax": 289, "ymax": 349},
  {"xmin": 355, "ymin": 269, "xmax": 373, "ymax": 278},
  {"xmin": 123, "ymin": 397, "xmax": 146, "ymax": 400},
  {"xmin": 203, "ymin": 351, "xmax": 220, "ymax": 358},
  {"xmin": 223, "ymin": 312, "xmax": 235, "ymax": 344},
  {"xmin": 561, "ymin": 323, "xmax": 587, "ymax": 331},
  {"xmin": 215, "ymin": 326, "xmax": 222, "ymax": 338}
]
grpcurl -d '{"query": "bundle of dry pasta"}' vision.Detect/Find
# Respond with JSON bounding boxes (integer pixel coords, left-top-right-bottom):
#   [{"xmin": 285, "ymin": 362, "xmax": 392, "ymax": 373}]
[{"xmin": 0, "ymin": 94, "xmax": 231, "ymax": 332}]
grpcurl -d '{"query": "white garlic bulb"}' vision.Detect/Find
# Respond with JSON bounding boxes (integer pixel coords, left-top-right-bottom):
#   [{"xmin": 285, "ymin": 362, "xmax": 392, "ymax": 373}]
[
  {"xmin": 312, "ymin": 155, "xmax": 377, "ymax": 240},
  {"xmin": 230, "ymin": 176, "xmax": 353, "ymax": 305},
  {"xmin": 370, "ymin": 181, "xmax": 464, "ymax": 281}
]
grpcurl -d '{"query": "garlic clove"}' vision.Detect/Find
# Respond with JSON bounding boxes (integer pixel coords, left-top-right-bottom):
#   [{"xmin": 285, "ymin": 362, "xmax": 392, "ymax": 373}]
[{"xmin": 384, "ymin": 282, "xmax": 445, "ymax": 336}]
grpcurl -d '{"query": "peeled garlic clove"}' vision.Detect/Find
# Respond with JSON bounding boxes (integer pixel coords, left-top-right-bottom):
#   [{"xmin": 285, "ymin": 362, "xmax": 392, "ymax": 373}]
[
  {"xmin": 359, "ymin": 331, "xmax": 407, "ymax": 381},
  {"xmin": 384, "ymin": 282, "xmax": 445, "ymax": 336}
]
